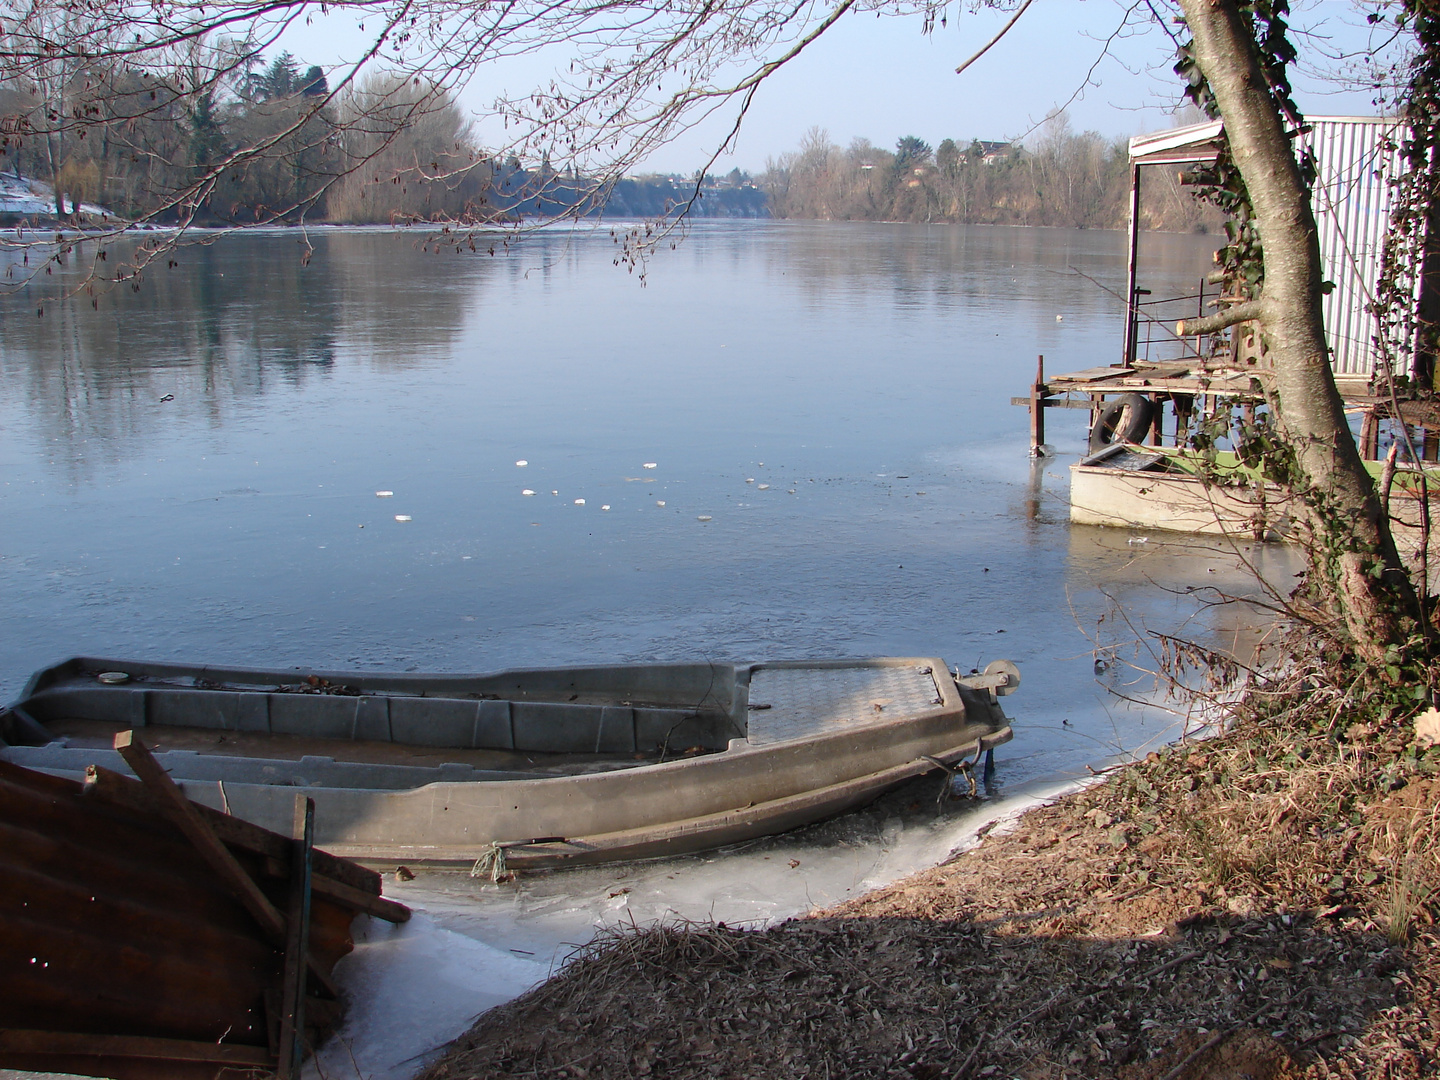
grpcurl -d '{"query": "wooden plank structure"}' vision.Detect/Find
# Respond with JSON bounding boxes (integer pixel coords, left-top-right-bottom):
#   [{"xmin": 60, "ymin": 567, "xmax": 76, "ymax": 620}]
[
  {"xmin": 1015, "ymin": 117, "xmax": 1440, "ymax": 461},
  {"xmin": 1014, "ymin": 356, "xmax": 1440, "ymax": 461},
  {"xmin": 0, "ymin": 733, "xmax": 410, "ymax": 1080}
]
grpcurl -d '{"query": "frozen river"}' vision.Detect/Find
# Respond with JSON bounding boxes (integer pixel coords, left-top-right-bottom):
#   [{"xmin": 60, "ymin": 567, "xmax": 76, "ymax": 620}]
[{"xmin": 0, "ymin": 221, "xmax": 1297, "ymax": 1077}]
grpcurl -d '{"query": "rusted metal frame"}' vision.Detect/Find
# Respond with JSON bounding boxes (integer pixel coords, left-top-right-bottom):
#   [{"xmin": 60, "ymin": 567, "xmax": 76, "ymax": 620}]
[
  {"xmin": 277, "ymin": 796, "xmax": 314, "ymax": 1080},
  {"xmin": 0, "ymin": 1028, "xmax": 273, "ymax": 1066},
  {"xmin": 1123, "ymin": 162, "xmax": 1142, "ymax": 368},
  {"xmin": 84, "ymin": 764, "xmax": 408, "ymax": 923},
  {"xmin": 111, "ymin": 733, "xmax": 340, "ymax": 998}
]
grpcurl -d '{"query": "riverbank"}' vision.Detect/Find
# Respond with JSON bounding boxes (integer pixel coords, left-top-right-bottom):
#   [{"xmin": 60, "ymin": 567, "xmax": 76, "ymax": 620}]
[{"xmin": 420, "ymin": 712, "xmax": 1438, "ymax": 1080}]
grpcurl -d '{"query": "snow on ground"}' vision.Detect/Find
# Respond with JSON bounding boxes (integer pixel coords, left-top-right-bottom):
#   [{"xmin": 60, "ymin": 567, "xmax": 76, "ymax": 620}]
[{"xmin": 0, "ymin": 172, "xmax": 113, "ymax": 218}]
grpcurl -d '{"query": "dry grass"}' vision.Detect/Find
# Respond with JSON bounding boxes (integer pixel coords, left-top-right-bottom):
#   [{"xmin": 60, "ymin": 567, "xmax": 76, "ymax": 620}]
[{"xmin": 419, "ymin": 716, "xmax": 1440, "ymax": 1080}]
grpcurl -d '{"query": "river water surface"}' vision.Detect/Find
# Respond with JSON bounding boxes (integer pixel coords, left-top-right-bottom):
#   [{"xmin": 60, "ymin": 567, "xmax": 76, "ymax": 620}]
[{"xmin": 0, "ymin": 221, "xmax": 1298, "ymax": 1077}]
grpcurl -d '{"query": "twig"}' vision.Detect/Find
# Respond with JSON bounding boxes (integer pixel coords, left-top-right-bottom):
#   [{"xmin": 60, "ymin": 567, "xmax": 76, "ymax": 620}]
[
  {"xmin": 955, "ymin": 0, "xmax": 1034, "ymax": 76},
  {"xmin": 1157, "ymin": 993, "xmax": 1294, "ymax": 1080},
  {"xmin": 1133, "ymin": 949, "xmax": 1202, "ymax": 982},
  {"xmin": 952, "ymin": 1031, "xmax": 986, "ymax": 1079}
]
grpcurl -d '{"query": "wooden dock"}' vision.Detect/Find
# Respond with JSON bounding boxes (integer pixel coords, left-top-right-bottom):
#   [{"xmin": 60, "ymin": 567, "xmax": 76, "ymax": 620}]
[{"xmin": 1012, "ymin": 354, "xmax": 1439, "ymax": 461}]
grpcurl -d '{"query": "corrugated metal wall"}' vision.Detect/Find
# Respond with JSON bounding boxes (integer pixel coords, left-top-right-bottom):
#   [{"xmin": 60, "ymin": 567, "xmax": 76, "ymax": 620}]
[{"xmin": 1307, "ymin": 117, "xmax": 1405, "ymax": 377}]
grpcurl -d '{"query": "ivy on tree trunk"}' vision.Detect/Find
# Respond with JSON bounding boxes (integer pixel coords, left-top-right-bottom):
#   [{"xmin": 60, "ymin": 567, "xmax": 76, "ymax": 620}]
[{"xmin": 1175, "ymin": 0, "xmax": 1426, "ymax": 667}]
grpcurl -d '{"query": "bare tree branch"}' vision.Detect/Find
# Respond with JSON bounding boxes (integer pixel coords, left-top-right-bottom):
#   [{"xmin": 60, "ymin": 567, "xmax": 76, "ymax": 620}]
[{"xmin": 955, "ymin": 0, "xmax": 1033, "ymax": 77}]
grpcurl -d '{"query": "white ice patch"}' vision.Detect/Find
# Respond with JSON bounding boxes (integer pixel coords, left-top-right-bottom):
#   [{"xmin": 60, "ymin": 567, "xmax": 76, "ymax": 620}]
[
  {"xmin": 300, "ymin": 753, "xmax": 1164, "ymax": 1079},
  {"xmin": 306, "ymin": 912, "xmax": 547, "ymax": 1080}
]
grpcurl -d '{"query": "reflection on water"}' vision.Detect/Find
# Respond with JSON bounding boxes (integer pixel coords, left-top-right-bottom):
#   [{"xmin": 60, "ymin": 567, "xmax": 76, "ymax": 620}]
[
  {"xmin": 4, "ymin": 221, "xmax": 1292, "ymax": 1077},
  {"xmin": 0, "ymin": 231, "xmax": 474, "ymax": 480},
  {"xmin": 0, "ymin": 221, "xmax": 1238, "ymax": 792}
]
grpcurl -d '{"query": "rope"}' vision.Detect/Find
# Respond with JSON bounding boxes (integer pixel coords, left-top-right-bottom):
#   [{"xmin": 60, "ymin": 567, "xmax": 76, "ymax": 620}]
[{"xmin": 469, "ymin": 842, "xmax": 508, "ymax": 883}]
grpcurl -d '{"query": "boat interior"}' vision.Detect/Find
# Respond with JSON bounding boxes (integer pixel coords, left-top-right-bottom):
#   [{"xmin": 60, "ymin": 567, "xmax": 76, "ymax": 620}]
[
  {"xmin": 0, "ymin": 657, "xmax": 984, "ymax": 791},
  {"xmin": 1, "ymin": 658, "xmax": 748, "ymax": 783}
]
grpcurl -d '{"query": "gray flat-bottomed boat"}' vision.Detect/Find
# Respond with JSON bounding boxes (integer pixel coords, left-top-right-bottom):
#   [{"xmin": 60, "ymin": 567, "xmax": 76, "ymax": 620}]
[{"xmin": 1, "ymin": 656, "xmax": 1017, "ymax": 869}]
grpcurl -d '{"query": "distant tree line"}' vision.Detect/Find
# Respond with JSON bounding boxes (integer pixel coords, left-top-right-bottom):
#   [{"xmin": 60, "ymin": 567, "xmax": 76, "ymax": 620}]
[
  {"xmin": 760, "ymin": 115, "xmax": 1220, "ymax": 233},
  {"xmin": 605, "ymin": 169, "xmax": 768, "ymax": 219},
  {"xmin": 0, "ymin": 49, "xmax": 562, "ymax": 226},
  {"xmin": 0, "ymin": 47, "xmax": 1206, "ymax": 233},
  {"xmin": 0, "ymin": 47, "xmax": 768, "ymax": 227}
]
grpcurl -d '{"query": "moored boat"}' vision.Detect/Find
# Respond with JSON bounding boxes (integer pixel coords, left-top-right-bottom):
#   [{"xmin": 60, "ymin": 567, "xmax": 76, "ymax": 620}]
[
  {"xmin": 0, "ymin": 655, "xmax": 1017, "ymax": 870},
  {"xmin": 1070, "ymin": 443, "xmax": 1440, "ymax": 563},
  {"xmin": 1069, "ymin": 443, "xmax": 1293, "ymax": 541}
]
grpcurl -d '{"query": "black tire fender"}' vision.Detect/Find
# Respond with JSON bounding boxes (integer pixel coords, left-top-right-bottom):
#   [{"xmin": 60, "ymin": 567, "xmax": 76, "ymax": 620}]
[{"xmin": 1088, "ymin": 393, "xmax": 1155, "ymax": 452}]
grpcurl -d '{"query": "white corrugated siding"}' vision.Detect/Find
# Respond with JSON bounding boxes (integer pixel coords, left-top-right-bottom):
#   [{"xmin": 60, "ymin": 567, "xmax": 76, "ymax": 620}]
[{"xmin": 1306, "ymin": 117, "xmax": 1405, "ymax": 377}]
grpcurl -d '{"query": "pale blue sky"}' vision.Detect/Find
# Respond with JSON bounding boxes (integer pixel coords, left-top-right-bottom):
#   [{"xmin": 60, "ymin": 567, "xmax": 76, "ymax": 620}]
[{"xmin": 279, "ymin": 1, "xmax": 1397, "ymax": 173}]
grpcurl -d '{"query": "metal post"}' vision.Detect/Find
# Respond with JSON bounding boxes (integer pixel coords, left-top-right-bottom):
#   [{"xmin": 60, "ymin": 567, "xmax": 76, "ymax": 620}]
[{"xmin": 1123, "ymin": 164, "xmax": 1142, "ymax": 368}]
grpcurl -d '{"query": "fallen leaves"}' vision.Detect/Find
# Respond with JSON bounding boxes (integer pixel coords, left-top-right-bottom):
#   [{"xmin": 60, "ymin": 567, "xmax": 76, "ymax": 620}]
[{"xmin": 419, "ymin": 723, "xmax": 1440, "ymax": 1080}]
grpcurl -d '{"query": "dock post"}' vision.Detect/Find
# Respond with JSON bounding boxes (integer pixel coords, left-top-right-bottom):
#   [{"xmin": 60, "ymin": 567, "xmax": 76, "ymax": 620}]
[
  {"xmin": 1028, "ymin": 354, "xmax": 1046, "ymax": 455},
  {"xmin": 1360, "ymin": 407, "xmax": 1379, "ymax": 460},
  {"xmin": 1123, "ymin": 164, "xmax": 1141, "ymax": 368}
]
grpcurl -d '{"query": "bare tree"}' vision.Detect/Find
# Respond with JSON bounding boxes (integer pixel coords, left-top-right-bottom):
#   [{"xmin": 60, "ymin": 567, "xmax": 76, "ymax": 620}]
[{"xmin": 0, "ymin": 0, "xmax": 947, "ymax": 274}]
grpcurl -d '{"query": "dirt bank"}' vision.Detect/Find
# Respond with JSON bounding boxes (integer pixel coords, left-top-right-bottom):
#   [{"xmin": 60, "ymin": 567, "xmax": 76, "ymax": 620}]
[{"xmin": 421, "ymin": 720, "xmax": 1438, "ymax": 1079}]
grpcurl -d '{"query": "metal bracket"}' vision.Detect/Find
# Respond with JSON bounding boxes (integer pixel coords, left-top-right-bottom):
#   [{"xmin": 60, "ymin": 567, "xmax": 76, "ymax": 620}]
[{"xmin": 955, "ymin": 660, "xmax": 1021, "ymax": 698}]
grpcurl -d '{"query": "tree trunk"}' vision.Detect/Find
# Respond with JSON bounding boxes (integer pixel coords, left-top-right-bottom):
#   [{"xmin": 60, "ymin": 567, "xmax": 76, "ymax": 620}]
[
  {"xmin": 44, "ymin": 129, "xmax": 64, "ymax": 221},
  {"xmin": 1176, "ymin": 0, "xmax": 1423, "ymax": 659}
]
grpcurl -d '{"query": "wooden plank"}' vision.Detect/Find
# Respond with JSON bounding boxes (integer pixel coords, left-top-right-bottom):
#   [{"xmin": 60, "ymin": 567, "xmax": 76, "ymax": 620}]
[
  {"xmin": 0, "ymin": 1028, "xmax": 273, "ymax": 1066},
  {"xmin": 1009, "ymin": 396, "xmax": 1095, "ymax": 410},
  {"xmin": 83, "ymin": 764, "xmax": 382, "ymax": 897},
  {"xmin": 1048, "ymin": 365, "xmax": 1128, "ymax": 382},
  {"xmin": 1028, "ymin": 355, "xmax": 1045, "ymax": 449},
  {"xmin": 109, "ymin": 735, "xmax": 342, "ymax": 1000},
  {"xmin": 264, "ymin": 856, "xmax": 412, "ymax": 923},
  {"xmin": 113, "ymin": 731, "xmax": 287, "ymax": 944},
  {"xmin": 277, "ymin": 796, "xmax": 314, "ymax": 1080}
]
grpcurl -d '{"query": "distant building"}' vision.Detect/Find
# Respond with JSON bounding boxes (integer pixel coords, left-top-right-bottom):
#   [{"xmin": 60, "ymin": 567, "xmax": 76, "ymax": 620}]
[{"xmin": 971, "ymin": 140, "xmax": 1013, "ymax": 165}]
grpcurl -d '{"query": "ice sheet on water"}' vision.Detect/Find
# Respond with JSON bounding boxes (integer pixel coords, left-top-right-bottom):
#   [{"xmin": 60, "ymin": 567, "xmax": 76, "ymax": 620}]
[{"xmin": 305, "ymin": 913, "xmax": 548, "ymax": 1080}]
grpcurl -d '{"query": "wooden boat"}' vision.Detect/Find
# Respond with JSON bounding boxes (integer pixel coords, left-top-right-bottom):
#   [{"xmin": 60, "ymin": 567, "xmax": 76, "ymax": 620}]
[
  {"xmin": 1070, "ymin": 443, "xmax": 1440, "ymax": 563},
  {"xmin": 0, "ymin": 656, "xmax": 1017, "ymax": 870},
  {"xmin": 1069, "ymin": 443, "xmax": 1293, "ymax": 540}
]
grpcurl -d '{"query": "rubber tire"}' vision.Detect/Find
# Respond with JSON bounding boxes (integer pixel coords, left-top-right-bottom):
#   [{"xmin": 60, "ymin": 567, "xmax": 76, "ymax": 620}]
[{"xmin": 1088, "ymin": 393, "xmax": 1155, "ymax": 452}]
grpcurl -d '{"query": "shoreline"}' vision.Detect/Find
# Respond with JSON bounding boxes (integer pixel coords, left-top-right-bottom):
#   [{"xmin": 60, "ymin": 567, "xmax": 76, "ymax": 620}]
[{"xmin": 420, "ymin": 718, "xmax": 1438, "ymax": 1080}]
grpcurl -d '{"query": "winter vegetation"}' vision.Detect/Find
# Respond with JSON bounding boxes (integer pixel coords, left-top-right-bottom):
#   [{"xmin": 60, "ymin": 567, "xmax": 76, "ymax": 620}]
[
  {"xmin": 3, "ymin": 0, "xmax": 1440, "ymax": 1072},
  {"xmin": 0, "ymin": 51, "xmax": 766, "ymax": 226},
  {"xmin": 761, "ymin": 115, "xmax": 1220, "ymax": 232}
]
